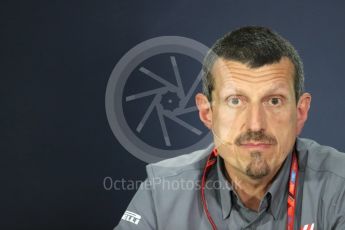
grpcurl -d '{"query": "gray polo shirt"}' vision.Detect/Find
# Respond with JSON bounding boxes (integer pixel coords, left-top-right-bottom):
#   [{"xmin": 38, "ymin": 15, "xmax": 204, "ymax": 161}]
[
  {"xmin": 115, "ymin": 138, "xmax": 345, "ymax": 229},
  {"xmin": 215, "ymin": 148, "xmax": 292, "ymax": 229}
]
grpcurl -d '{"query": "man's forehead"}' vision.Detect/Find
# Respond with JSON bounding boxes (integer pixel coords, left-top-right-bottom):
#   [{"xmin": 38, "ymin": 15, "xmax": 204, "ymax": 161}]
[
  {"xmin": 211, "ymin": 57, "xmax": 295, "ymax": 83},
  {"xmin": 220, "ymin": 81, "xmax": 291, "ymax": 93}
]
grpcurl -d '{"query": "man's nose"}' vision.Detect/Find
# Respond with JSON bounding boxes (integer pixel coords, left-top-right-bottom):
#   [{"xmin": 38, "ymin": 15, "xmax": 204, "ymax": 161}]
[{"xmin": 245, "ymin": 104, "xmax": 267, "ymax": 131}]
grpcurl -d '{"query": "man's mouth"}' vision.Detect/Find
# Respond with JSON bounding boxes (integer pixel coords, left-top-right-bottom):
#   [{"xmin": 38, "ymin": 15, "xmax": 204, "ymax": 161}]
[
  {"xmin": 234, "ymin": 130, "xmax": 277, "ymax": 147},
  {"xmin": 240, "ymin": 142, "xmax": 273, "ymax": 149}
]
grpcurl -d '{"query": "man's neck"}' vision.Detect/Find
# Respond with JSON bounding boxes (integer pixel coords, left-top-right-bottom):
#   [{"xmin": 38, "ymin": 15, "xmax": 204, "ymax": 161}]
[{"xmin": 224, "ymin": 164, "xmax": 281, "ymax": 212}]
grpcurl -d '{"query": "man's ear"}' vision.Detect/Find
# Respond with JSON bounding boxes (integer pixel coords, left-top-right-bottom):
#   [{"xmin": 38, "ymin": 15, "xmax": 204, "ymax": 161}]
[
  {"xmin": 195, "ymin": 93, "xmax": 213, "ymax": 129},
  {"xmin": 296, "ymin": 92, "xmax": 312, "ymax": 135}
]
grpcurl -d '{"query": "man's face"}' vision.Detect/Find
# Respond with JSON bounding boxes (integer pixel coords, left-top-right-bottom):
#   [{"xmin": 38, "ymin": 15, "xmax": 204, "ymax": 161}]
[{"xmin": 196, "ymin": 57, "xmax": 311, "ymax": 180}]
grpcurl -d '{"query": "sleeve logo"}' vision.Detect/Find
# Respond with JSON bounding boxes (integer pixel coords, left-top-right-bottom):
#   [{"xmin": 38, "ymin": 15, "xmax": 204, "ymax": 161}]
[{"xmin": 121, "ymin": 210, "xmax": 141, "ymax": 225}]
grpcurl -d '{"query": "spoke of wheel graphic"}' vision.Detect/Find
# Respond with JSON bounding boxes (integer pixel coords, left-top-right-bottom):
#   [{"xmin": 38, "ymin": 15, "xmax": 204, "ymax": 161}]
[
  {"xmin": 173, "ymin": 106, "xmax": 198, "ymax": 116},
  {"xmin": 136, "ymin": 95, "xmax": 160, "ymax": 133},
  {"xmin": 170, "ymin": 56, "xmax": 185, "ymax": 97},
  {"xmin": 139, "ymin": 67, "xmax": 178, "ymax": 91},
  {"xmin": 156, "ymin": 105, "xmax": 171, "ymax": 146},
  {"xmin": 126, "ymin": 87, "xmax": 167, "ymax": 102},
  {"xmin": 179, "ymin": 70, "xmax": 203, "ymax": 108},
  {"xmin": 163, "ymin": 112, "xmax": 202, "ymax": 135}
]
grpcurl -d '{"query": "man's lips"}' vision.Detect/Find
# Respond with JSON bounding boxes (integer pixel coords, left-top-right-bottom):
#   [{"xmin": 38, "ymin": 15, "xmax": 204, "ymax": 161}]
[{"xmin": 240, "ymin": 142, "xmax": 273, "ymax": 148}]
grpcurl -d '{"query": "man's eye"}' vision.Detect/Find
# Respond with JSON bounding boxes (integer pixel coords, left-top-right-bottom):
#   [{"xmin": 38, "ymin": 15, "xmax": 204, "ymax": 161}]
[
  {"xmin": 268, "ymin": 97, "xmax": 282, "ymax": 106},
  {"xmin": 227, "ymin": 96, "xmax": 243, "ymax": 107}
]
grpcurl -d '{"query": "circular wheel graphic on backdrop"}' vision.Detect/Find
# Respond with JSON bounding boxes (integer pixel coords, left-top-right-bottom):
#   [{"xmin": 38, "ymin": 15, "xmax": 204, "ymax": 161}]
[{"xmin": 105, "ymin": 36, "xmax": 212, "ymax": 163}]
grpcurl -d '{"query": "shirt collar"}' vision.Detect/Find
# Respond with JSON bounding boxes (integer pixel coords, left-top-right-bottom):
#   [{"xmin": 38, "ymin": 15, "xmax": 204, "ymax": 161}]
[
  {"xmin": 267, "ymin": 150, "xmax": 292, "ymax": 219},
  {"xmin": 216, "ymin": 149, "xmax": 293, "ymax": 220},
  {"xmin": 216, "ymin": 155, "xmax": 233, "ymax": 219}
]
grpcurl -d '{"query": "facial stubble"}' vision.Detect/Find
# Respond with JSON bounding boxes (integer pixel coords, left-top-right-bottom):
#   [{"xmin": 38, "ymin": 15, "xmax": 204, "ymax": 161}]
[{"xmin": 245, "ymin": 151, "xmax": 271, "ymax": 179}]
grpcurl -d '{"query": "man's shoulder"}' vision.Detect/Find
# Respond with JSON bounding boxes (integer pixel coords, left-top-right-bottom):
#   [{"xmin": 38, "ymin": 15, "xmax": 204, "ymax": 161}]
[
  {"xmin": 297, "ymin": 137, "xmax": 345, "ymax": 179},
  {"xmin": 145, "ymin": 144, "xmax": 214, "ymax": 179},
  {"xmin": 297, "ymin": 138, "xmax": 345, "ymax": 216}
]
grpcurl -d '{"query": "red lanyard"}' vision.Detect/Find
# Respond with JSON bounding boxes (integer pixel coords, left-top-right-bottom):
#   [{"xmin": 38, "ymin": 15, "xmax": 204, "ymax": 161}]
[
  {"xmin": 201, "ymin": 148, "xmax": 299, "ymax": 230},
  {"xmin": 287, "ymin": 149, "xmax": 298, "ymax": 230}
]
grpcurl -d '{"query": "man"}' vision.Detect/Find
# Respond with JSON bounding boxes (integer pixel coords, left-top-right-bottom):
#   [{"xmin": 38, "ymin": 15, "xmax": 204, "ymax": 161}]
[{"xmin": 115, "ymin": 26, "xmax": 345, "ymax": 229}]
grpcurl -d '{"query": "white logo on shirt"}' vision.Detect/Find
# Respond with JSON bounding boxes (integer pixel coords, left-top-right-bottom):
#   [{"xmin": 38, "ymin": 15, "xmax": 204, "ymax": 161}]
[
  {"xmin": 301, "ymin": 223, "xmax": 314, "ymax": 230},
  {"xmin": 121, "ymin": 210, "xmax": 141, "ymax": 225}
]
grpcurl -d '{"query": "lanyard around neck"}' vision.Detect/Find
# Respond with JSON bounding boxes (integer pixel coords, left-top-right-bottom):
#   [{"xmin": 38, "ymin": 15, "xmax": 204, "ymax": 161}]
[{"xmin": 201, "ymin": 148, "xmax": 299, "ymax": 230}]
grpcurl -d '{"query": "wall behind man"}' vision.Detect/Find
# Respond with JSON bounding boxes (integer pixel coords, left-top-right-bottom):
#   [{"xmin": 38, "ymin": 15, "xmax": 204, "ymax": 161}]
[{"xmin": 2, "ymin": 0, "xmax": 345, "ymax": 229}]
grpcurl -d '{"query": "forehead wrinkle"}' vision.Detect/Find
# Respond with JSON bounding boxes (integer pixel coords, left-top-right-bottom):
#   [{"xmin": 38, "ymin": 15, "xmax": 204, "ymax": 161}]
[
  {"xmin": 221, "ymin": 65, "xmax": 292, "ymax": 79},
  {"xmin": 217, "ymin": 79, "xmax": 292, "ymax": 100},
  {"xmin": 212, "ymin": 58, "xmax": 294, "ymax": 90},
  {"xmin": 219, "ymin": 75, "xmax": 290, "ymax": 87},
  {"xmin": 228, "ymin": 68, "xmax": 291, "ymax": 75},
  {"xmin": 224, "ymin": 72, "xmax": 291, "ymax": 83}
]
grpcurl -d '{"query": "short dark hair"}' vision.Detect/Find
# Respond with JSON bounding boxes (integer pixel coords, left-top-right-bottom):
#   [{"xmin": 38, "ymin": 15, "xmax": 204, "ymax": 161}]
[{"xmin": 202, "ymin": 26, "xmax": 304, "ymax": 103}]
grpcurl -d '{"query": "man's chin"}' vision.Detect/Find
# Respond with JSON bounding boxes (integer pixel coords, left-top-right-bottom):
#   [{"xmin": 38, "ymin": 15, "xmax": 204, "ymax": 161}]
[
  {"xmin": 245, "ymin": 160, "xmax": 271, "ymax": 180},
  {"xmin": 246, "ymin": 170, "xmax": 270, "ymax": 180}
]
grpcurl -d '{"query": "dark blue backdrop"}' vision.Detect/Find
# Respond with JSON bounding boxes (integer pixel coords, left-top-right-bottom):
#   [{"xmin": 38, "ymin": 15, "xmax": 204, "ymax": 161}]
[{"xmin": 2, "ymin": 0, "xmax": 345, "ymax": 229}]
